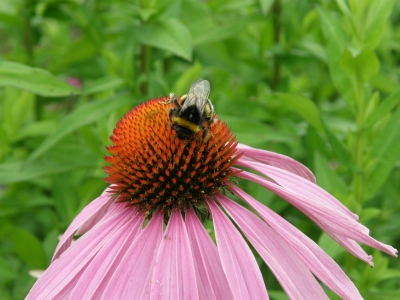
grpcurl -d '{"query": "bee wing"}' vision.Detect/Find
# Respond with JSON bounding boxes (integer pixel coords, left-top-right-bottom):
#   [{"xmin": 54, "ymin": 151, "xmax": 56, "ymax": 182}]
[{"xmin": 183, "ymin": 79, "xmax": 211, "ymax": 112}]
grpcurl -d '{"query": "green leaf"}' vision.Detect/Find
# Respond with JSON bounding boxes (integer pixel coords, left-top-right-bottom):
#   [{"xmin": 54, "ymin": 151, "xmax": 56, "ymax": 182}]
[
  {"xmin": 27, "ymin": 93, "xmax": 135, "ymax": 161},
  {"xmin": 276, "ymin": 93, "xmax": 325, "ymax": 134},
  {"xmin": 364, "ymin": 88, "xmax": 400, "ymax": 128},
  {"xmin": 360, "ymin": 207, "xmax": 381, "ymax": 223},
  {"xmin": 323, "ymin": 123, "xmax": 353, "ymax": 165},
  {"xmin": 12, "ymin": 228, "xmax": 47, "ymax": 269},
  {"xmin": 314, "ymin": 152, "xmax": 348, "ymax": 195},
  {"xmin": 366, "ymin": 107, "xmax": 400, "ymax": 198},
  {"xmin": 219, "ymin": 115, "xmax": 294, "ymax": 147},
  {"xmin": 318, "ymin": 232, "xmax": 344, "ymax": 259},
  {"xmin": 367, "ymin": 289, "xmax": 400, "ymax": 300},
  {"xmin": 83, "ymin": 76, "xmax": 125, "ymax": 95},
  {"xmin": 0, "ymin": 149, "xmax": 98, "ymax": 185},
  {"xmin": 0, "ymin": 258, "xmax": 17, "ymax": 281},
  {"xmin": 363, "ymin": 0, "xmax": 395, "ymax": 50},
  {"xmin": 136, "ymin": 19, "xmax": 192, "ymax": 61},
  {"xmin": 12, "ymin": 120, "xmax": 57, "ymax": 142},
  {"xmin": 0, "ymin": 60, "xmax": 79, "ymax": 97},
  {"xmin": 339, "ymin": 49, "xmax": 380, "ymax": 81},
  {"xmin": 317, "ymin": 7, "xmax": 355, "ymax": 106},
  {"xmin": 258, "ymin": 0, "xmax": 274, "ymax": 14},
  {"xmin": 370, "ymin": 73, "xmax": 398, "ymax": 94},
  {"xmin": 172, "ymin": 61, "xmax": 202, "ymax": 96},
  {"xmin": 188, "ymin": 16, "xmax": 253, "ymax": 46},
  {"xmin": 51, "ymin": 173, "xmax": 80, "ymax": 223},
  {"xmin": 335, "ymin": 0, "xmax": 353, "ymax": 17}
]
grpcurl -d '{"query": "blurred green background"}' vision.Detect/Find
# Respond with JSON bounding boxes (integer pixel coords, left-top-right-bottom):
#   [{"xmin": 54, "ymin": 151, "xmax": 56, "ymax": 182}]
[{"xmin": 1, "ymin": 0, "xmax": 399, "ymax": 299}]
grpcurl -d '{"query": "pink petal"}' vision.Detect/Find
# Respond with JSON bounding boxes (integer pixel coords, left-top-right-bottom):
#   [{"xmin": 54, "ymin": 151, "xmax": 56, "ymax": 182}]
[
  {"xmin": 69, "ymin": 211, "xmax": 144, "ymax": 298},
  {"xmin": 313, "ymin": 219, "xmax": 374, "ymax": 266},
  {"xmin": 231, "ymin": 186, "xmax": 363, "ymax": 299},
  {"xmin": 53, "ymin": 186, "xmax": 115, "ymax": 261},
  {"xmin": 237, "ymin": 143, "xmax": 316, "ymax": 183},
  {"xmin": 236, "ymin": 167, "xmax": 397, "ymax": 258},
  {"xmin": 150, "ymin": 208, "xmax": 198, "ymax": 300},
  {"xmin": 100, "ymin": 210, "xmax": 164, "ymax": 299},
  {"xmin": 207, "ymin": 199, "xmax": 269, "ymax": 300},
  {"xmin": 185, "ymin": 206, "xmax": 234, "ymax": 299},
  {"xmin": 26, "ymin": 203, "xmax": 131, "ymax": 299},
  {"xmin": 217, "ymin": 193, "xmax": 328, "ymax": 300},
  {"xmin": 237, "ymin": 160, "xmax": 357, "ymax": 221}
]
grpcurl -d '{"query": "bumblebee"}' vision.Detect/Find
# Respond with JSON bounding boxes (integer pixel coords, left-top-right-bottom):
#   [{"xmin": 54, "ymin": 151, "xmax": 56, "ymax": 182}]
[{"xmin": 163, "ymin": 79, "xmax": 215, "ymax": 140}]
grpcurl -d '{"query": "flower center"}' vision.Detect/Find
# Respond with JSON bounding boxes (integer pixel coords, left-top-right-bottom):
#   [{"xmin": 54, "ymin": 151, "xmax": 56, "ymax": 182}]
[{"xmin": 104, "ymin": 97, "xmax": 241, "ymax": 217}]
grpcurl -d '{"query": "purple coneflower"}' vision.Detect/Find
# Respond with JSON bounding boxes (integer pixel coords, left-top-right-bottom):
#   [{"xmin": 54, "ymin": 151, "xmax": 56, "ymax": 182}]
[{"xmin": 27, "ymin": 81, "xmax": 397, "ymax": 299}]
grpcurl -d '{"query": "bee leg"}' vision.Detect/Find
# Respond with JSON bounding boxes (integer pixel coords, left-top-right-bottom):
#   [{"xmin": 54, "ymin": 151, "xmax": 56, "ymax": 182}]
[
  {"xmin": 159, "ymin": 92, "xmax": 177, "ymax": 104},
  {"xmin": 202, "ymin": 129, "xmax": 210, "ymax": 141},
  {"xmin": 168, "ymin": 108, "xmax": 176, "ymax": 121}
]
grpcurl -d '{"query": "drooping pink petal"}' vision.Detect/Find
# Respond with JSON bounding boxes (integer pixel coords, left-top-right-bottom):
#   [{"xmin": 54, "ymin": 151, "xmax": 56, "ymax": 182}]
[
  {"xmin": 150, "ymin": 208, "xmax": 198, "ymax": 300},
  {"xmin": 217, "ymin": 193, "xmax": 329, "ymax": 300},
  {"xmin": 237, "ymin": 160, "xmax": 357, "ymax": 221},
  {"xmin": 237, "ymin": 143, "xmax": 316, "ymax": 183},
  {"xmin": 26, "ymin": 203, "xmax": 131, "ymax": 300},
  {"xmin": 69, "ymin": 211, "xmax": 144, "ymax": 299},
  {"xmin": 185, "ymin": 206, "xmax": 234, "ymax": 300},
  {"xmin": 312, "ymin": 218, "xmax": 374, "ymax": 266},
  {"xmin": 231, "ymin": 186, "xmax": 363, "ymax": 299},
  {"xmin": 100, "ymin": 210, "xmax": 164, "ymax": 300},
  {"xmin": 207, "ymin": 199, "xmax": 269, "ymax": 300},
  {"xmin": 53, "ymin": 186, "xmax": 115, "ymax": 261},
  {"xmin": 236, "ymin": 167, "xmax": 397, "ymax": 258}
]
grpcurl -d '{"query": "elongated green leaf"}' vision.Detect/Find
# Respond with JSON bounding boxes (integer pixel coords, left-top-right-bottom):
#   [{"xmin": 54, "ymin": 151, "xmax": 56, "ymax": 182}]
[
  {"xmin": 172, "ymin": 61, "xmax": 202, "ymax": 96},
  {"xmin": 12, "ymin": 120, "xmax": 57, "ymax": 142},
  {"xmin": 52, "ymin": 173, "xmax": 80, "ymax": 223},
  {"xmin": 0, "ymin": 60, "xmax": 79, "ymax": 97},
  {"xmin": 220, "ymin": 115, "xmax": 294, "ymax": 147},
  {"xmin": 188, "ymin": 16, "xmax": 253, "ymax": 46},
  {"xmin": 366, "ymin": 107, "xmax": 400, "ymax": 198},
  {"xmin": 12, "ymin": 228, "xmax": 47, "ymax": 269},
  {"xmin": 317, "ymin": 7, "xmax": 355, "ymax": 106},
  {"xmin": 27, "ymin": 93, "xmax": 135, "ymax": 161},
  {"xmin": 323, "ymin": 123, "xmax": 353, "ymax": 165},
  {"xmin": 364, "ymin": 88, "xmax": 400, "ymax": 128},
  {"xmin": 0, "ymin": 154, "xmax": 97, "ymax": 185},
  {"xmin": 83, "ymin": 76, "xmax": 125, "ymax": 95},
  {"xmin": 363, "ymin": 0, "xmax": 395, "ymax": 50},
  {"xmin": 335, "ymin": 0, "xmax": 353, "ymax": 17},
  {"xmin": 318, "ymin": 232, "xmax": 344, "ymax": 259},
  {"xmin": 258, "ymin": 0, "xmax": 274, "ymax": 14},
  {"xmin": 370, "ymin": 74, "xmax": 398, "ymax": 94},
  {"xmin": 136, "ymin": 19, "xmax": 192, "ymax": 61},
  {"xmin": 339, "ymin": 49, "xmax": 380, "ymax": 81},
  {"xmin": 276, "ymin": 93, "xmax": 325, "ymax": 134},
  {"xmin": 0, "ymin": 258, "xmax": 17, "ymax": 280},
  {"xmin": 314, "ymin": 152, "xmax": 348, "ymax": 195}
]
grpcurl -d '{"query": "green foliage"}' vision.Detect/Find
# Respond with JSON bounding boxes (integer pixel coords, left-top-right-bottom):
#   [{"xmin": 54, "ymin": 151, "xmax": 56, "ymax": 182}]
[{"xmin": 0, "ymin": 0, "xmax": 399, "ymax": 298}]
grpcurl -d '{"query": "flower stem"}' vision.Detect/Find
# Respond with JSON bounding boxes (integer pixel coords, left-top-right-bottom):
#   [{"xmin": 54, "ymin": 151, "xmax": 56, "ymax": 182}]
[
  {"xmin": 352, "ymin": 77, "xmax": 366, "ymax": 206},
  {"xmin": 140, "ymin": 44, "xmax": 151, "ymax": 95},
  {"xmin": 270, "ymin": 0, "xmax": 281, "ymax": 89}
]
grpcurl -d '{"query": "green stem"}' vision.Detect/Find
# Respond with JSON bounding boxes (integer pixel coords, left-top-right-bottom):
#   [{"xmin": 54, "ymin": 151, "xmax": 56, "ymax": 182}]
[
  {"xmin": 139, "ymin": 44, "xmax": 152, "ymax": 95},
  {"xmin": 270, "ymin": 0, "xmax": 281, "ymax": 89},
  {"xmin": 352, "ymin": 77, "xmax": 366, "ymax": 206},
  {"xmin": 22, "ymin": 2, "xmax": 34, "ymax": 64}
]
